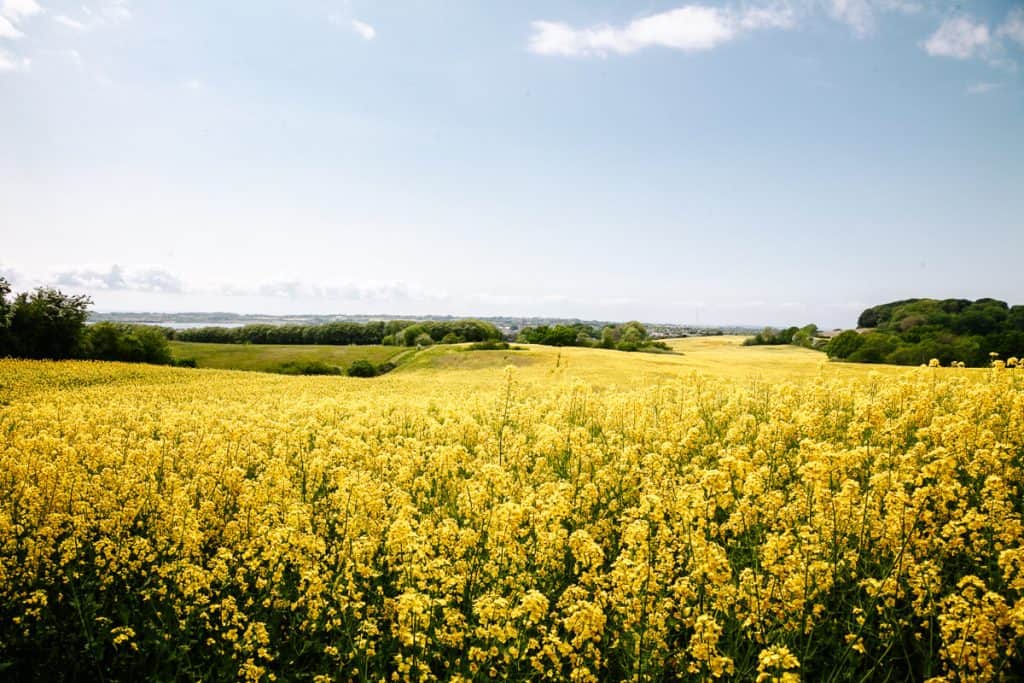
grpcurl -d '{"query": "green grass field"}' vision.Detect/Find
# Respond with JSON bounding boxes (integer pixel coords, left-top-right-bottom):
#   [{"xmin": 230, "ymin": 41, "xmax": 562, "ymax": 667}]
[
  {"xmin": 169, "ymin": 341, "xmax": 408, "ymax": 372},
  {"xmin": 170, "ymin": 335, "xmax": 947, "ymax": 385}
]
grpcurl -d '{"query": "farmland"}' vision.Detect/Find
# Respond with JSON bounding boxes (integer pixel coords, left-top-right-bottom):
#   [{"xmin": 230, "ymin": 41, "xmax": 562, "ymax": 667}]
[
  {"xmin": 1, "ymin": 338, "xmax": 1022, "ymax": 681},
  {"xmin": 169, "ymin": 341, "xmax": 408, "ymax": 374}
]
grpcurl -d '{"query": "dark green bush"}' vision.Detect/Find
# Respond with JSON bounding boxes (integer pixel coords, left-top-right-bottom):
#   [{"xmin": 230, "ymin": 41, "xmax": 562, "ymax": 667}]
[
  {"xmin": 275, "ymin": 360, "xmax": 343, "ymax": 376},
  {"xmin": 347, "ymin": 360, "xmax": 378, "ymax": 377},
  {"xmin": 465, "ymin": 341, "xmax": 510, "ymax": 351}
]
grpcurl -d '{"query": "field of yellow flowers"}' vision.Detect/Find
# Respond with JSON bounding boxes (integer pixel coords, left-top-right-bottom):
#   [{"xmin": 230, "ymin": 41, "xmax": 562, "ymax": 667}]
[{"xmin": 1, "ymin": 343, "xmax": 1022, "ymax": 681}]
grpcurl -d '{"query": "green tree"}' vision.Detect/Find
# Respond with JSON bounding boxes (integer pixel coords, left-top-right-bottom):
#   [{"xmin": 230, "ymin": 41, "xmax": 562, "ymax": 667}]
[
  {"xmin": 347, "ymin": 359, "xmax": 378, "ymax": 377},
  {"xmin": 0, "ymin": 278, "xmax": 12, "ymax": 356},
  {"xmin": 9, "ymin": 287, "xmax": 92, "ymax": 359},
  {"xmin": 600, "ymin": 326, "xmax": 618, "ymax": 349},
  {"xmin": 825, "ymin": 330, "xmax": 864, "ymax": 359}
]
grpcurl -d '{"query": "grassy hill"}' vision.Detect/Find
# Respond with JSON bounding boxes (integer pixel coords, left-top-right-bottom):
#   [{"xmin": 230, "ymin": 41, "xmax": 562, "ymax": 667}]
[
  {"xmin": 169, "ymin": 341, "xmax": 407, "ymax": 373},
  {"xmin": 171, "ymin": 335, "xmax": 967, "ymax": 384}
]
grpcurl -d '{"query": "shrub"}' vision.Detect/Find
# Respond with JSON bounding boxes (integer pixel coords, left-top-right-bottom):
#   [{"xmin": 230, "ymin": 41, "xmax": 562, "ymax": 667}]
[
  {"xmin": 347, "ymin": 360, "xmax": 378, "ymax": 377},
  {"xmin": 85, "ymin": 323, "xmax": 173, "ymax": 365},
  {"xmin": 275, "ymin": 360, "xmax": 343, "ymax": 376},
  {"xmin": 465, "ymin": 341, "xmax": 510, "ymax": 351}
]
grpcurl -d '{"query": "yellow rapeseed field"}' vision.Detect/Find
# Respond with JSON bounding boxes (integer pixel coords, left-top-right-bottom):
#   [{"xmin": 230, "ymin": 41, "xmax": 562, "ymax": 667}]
[{"xmin": 1, "ymin": 338, "xmax": 1022, "ymax": 681}]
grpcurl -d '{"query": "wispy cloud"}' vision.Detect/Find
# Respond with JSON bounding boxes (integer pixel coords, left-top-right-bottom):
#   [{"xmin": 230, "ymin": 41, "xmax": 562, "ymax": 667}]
[
  {"xmin": 826, "ymin": 0, "xmax": 875, "ymax": 38},
  {"xmin": 54, "ymin": 0, "xmax": 132, "ymax": 32},
  {"xmin": 528, "ymin": 3, "xmax": 796, "ymax": 57},
  {"xmin": 0, "ymin": 0, "xmax": 39, "ymax": 40},
  {"xmin": 245, "ymin": 279, "xmax": 437, "ymax": 303},
  {"xmin": 329, "ymin": 12, "xmax": 377, "ymax": 41},
  {"xmin": 920, "ymin": 8, "xmax": 1024, "ymax": 70},
  {"xmin": 0, "ymin": 0, "xmax": 42, "ymax": 71},
  {"xmin": 0, "ymin": 46, "xmax": 28, "ymax": 71},
  {"xmin": 54, "ymin": 14, "xmax": 87, "ymax": 31},
  {"xmin": 39, "ymin": 266, "xmax": 443, "ymax": 304},
  {"xmin": 966, "ymin": 81, "xmax": 1002, "ymax": 95},
  {"xmin": 874, "ymin": 0, "xmax": 922, "ymax": 14},
  {"xmin": 1, "ymin": 0, "xmax": 41, "ymax": 23},
  {"xmin": 0, "ymin": 263, "xmax": 23, "ymax": 285},
  {"xmin": 922, "ymin": 16, "xmax": 991, "ymax": 60},
  {"xmin": 0, "ymin": 16, "xmax": 22, "ymax": 39},
  {"xmin": 51, "ymin": 265, "xmax": 184, "ymax": 294},
  {"xmin": 997, "ymin": 7, "xmax": 1024, "ymax": 48},
  {"xmin": 351, "ymin": 18, "xmax": 375, "ymax": 41}
]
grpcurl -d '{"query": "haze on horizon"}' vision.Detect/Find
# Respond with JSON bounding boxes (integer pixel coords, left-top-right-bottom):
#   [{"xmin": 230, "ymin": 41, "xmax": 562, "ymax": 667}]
[{"xmin": 2, "ymin": 0, "xmax": 1022, "ymax": 330}]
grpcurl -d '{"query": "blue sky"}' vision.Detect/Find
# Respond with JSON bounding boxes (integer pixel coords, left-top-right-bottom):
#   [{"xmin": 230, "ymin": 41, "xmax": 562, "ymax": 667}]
[{"xmin": 1, "ymin": 0, "xmax": 1022, "ymax": 328}]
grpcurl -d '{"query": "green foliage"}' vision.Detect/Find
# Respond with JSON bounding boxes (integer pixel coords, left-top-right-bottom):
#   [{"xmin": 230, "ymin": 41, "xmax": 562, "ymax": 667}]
[
  {"xmin": 517, "ymin": 324, "xmax": 584, "ymax": 346},
  {"xmin": 464, "ymin": 341, "xmax": 511, "ymax": 351},
  {"xmin": 346, "ymin": 359, "xmax": 378, "ymax": 377},
  {"xmin": 0, "ymin": 278, "xmax": 12, "ymax": 357},
  {"xmin": 743, "ymin": 324, "xmax": 821, "ymax": 350},
  {"xmin": 846, "ymin": 332, "xmax": 899, "ymax": 363},
  {"xmin": 274, "ymin": 360, "xmax": 343, "ymax": 376},
  {"xmin": 176, "ymin": 319, "xmax": 503, "ymax": 347},
  {"xmin": 825, "ymin": 330, "xmax": 865, "ymax": 359},
  {"xmin": 85, "ymin": 323, "xmax": 174, "ymax": 365},
  {"xmin": 375, "ymin": 361, "xmax": 397, "ymax": 375},
  {"xmin": 168, "ymin": 341, "xmax": 402, "ymax": 373},
  {"xmin": 838, "ymin": 298, "xmax": 1023, "ymax": 366},
  {"xmin": 520, "ymin": 321, "xmax": 667, "ymax": 353},
  {"xmin": 5, "ymin": 285, "xmax": 92, "ymax": 359}
]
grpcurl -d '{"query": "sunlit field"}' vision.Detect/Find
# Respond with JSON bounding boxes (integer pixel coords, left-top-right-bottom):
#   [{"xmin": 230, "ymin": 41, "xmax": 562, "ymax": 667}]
[
  {"xmin": 168, "ymin": 341, "xmax": 407, "ymax": 373},
  {"xmin": 1, "ymin": 338, "xmax": 1021, "ymax": 681}
]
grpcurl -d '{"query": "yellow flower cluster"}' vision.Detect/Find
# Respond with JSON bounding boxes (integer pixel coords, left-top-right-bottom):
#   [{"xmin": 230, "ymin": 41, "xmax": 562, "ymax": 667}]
[{"xmin": 0, "ymin": 358, "xmax": 1022, "ymax": 681}]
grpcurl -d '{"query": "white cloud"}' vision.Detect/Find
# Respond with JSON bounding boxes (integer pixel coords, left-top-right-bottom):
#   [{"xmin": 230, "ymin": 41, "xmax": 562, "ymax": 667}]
[
  {"xmin": 329, "ymin": 12, "xmax": 377, "ymax": 41},
  {"xmin": 997, "ymin": 7, "xmax": 1024, "ymax": 47},
  {"xmin": 55, "ymin": 1, "xmax": 131, "ymax": 32},
  {"xmin": 248, "ymin": 279, "xmax": 435, "ymax": 303},
  {"xmin": 0, "ymin": 46, "xmax": 28, "ymax": 71},
  {"xmin": 528, "ymin": 4, "xmax": 796, "ymax": 57},
  {"xmin": 922, "ymin": 16, "xmax": 990, "ymax": 59},
  {"xmin": 874, "ymin": 0, "xmax": 921, "ymax": 14},
  {"xmin": 966, "ymin": 81, "xmax": 1002, "ymax": 94},
  {"xmin": 0, "ymin": 263, "xmax": 23, "ymax": 285},
  {"xmin": 54, "ymin": 14, "xmax": 87, "ymax": 30},
  {"xmin": 50, "ymin": 265, "xmax": 184, "ymax": 294},
  {"xmin": 351, "ymin": 18, "xmax": 375, "ymax": 41},
  {"xmin": 95, "ymin": 0, "xmax": 130, "ymax": 25},
  {"xmin": 827, "ymin": 0, "xmax": 875, "ymax": 38},
  {"xmin": 1, "ymin": 0, "xmax": 40, "ymax": 22},
  {"xmin": 0, "ymin": 14, "xmax": 22, "ymax": 38}
]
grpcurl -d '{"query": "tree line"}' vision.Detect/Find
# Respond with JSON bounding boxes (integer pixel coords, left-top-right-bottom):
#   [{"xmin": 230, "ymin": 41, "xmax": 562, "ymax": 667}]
[
  {"xmin": 742, "ymin": 324, "xmax": 822, "ymax": 349},
  {"xmin": 0, "ymin": 278, "xmax": 505, "ymax": 364},
  {"xmin": 176, "ymin": 318, "xmax": 503, "ymax": 346},
  {"xmin": 0, "ymin": 278, "xmax": 179, "ymax": 365},
  {"xmin": 826, "ymin": 298, "xmax": 1024, "ymax": 367},
  {"xmin": 517, "ymin": 321, "xmax": 670, "ymax": 352}
]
